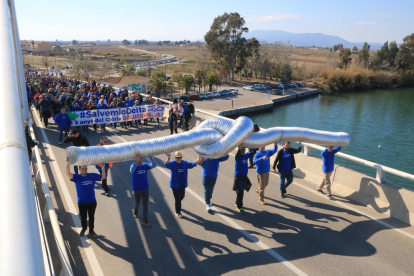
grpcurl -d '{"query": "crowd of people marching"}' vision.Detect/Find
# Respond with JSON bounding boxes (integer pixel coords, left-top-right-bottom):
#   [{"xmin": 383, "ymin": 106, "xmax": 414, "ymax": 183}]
[
  {"xmin": 26, "ymin": 71, "xmax": 342, "ymax": 239},
  {"xmin": 26, "ymin": 71, "xmax": 194, "ymax": 144}
]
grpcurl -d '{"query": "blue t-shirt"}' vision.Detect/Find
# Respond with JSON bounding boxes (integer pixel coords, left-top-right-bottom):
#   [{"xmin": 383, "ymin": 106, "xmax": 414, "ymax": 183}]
[
  {"xmin": 280, "ymin": 150, "xmax": 292, "ymax": 172},
  {"xmin": 322, "ymin": 147, "xmax": 342, "ymax": 173},
  {"xmin": 199, "ymin": 155, "xmax": 229, "ymax": 178},
  {"xmin": 164, "ymin": 160, "xmax": 197, "ymax": 189},
  {"xmin": 71, "ymin": 173, "xmax": 101, "ymax": 204},
  {"xmin": 235, "ymin": 152, "xmax": 251, "ymax": 177},
  {"xmin": 130, "ymin": 159, "xmax": 157, "ymax": 191},
  {"xmin": 253, "ymin": 145, "xmax": 278, "ymax": 173}
]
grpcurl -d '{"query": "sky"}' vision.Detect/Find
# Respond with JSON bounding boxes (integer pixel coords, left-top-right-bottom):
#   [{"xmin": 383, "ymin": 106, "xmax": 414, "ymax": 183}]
[{"xmin": 16, "ymin": 0, "xmax": 413, "ymax": 43}]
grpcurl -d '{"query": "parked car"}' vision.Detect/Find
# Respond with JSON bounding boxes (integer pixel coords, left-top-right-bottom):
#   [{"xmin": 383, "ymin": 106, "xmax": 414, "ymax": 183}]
[
  {"xmin": 289, "ymin": 83, "xmax": 298, "ymax": 88},
  {"xmin": 189, "ymin": 94, "xmax": 200, "ymax": 100},
  {"xmin": 179, "ymin": 95, "xmax": 189, "ymax": 101},
  {"xmin": 260, "ymin": 84, "xmax": 268, "ymax": 90},
  {"xmin": 212, "ymin": 91, "xmax": 220, "ymax": 97},
  {"xmin": 219, "ymin": 90, "xmax": 229, "ymax": 96},
  {"xmin": 277, "ymin": 84, "xmax": 285, "ymax": 89},
  {"xmin": 296, "ymin": 82, "xmax": 305, "ymax": 87},
  {"xmin": 160, "ymin": 97, "xmax": 170, "ymax": 104},
  {"xmin": 198, "ymin": 93, "xmax": 207, "ymax": 99},
  {"xmin": 253, "ymin": 84, "xmax": 263, "ymax": 90},
  {"xmin": 271, "ymin": 89, "xmax": 283, "ymax": 95},
  {"xmin": 243, "ymin": 86, "xmax": 254, "ymax": 91},
  {"xmin": 205, "ymin": 92, "xmax": 214, "ymax": 98},
  {"xmin": 169, "ymin": 96, "xmax": 180, "ymax": 102},
  {"xmin": 282, "ymin": 83, "xmax": 291, "ymax": 88},
  {"xmin": 228, "ymin": 89, "xmax": 239, "ymax": 95}
]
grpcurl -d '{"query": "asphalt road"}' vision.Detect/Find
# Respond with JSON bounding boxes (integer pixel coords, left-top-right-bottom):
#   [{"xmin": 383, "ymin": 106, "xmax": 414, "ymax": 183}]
[{"xmin": 31, "ymin": 108, "xmax": 414, "ymax": 276}]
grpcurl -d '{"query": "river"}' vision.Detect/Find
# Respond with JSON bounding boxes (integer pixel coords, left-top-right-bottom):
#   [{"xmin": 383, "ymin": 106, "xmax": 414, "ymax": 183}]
[{"xmin": 246, "ymin": 88, "xmax": 414, "ymax": 190}]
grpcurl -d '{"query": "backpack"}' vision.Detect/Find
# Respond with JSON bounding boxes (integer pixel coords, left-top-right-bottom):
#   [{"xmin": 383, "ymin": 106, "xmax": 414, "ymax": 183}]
[{"xmin": 188, "ymin": 103, "xmax": 195, "ymax": 114}]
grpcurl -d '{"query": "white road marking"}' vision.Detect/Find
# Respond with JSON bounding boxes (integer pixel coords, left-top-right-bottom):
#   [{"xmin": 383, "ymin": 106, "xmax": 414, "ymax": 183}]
[
  {"xmin": 32, "ymin": 109, "xmax": 104, "ymax": 276},
  {"xmin": 110, "ymin": 131, "xmax": 308, "ymax": 276}
]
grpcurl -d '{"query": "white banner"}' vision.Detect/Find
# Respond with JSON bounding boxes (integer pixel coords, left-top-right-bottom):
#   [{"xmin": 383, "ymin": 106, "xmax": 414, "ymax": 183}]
[{"xmin": 68, "ymin": 105, "xmax": 165, "ymax": 126}]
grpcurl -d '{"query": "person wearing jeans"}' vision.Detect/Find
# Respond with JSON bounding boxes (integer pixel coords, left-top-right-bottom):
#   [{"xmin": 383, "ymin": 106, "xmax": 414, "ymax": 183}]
[
  {"xmin": 164, "ymin": 151, "xmax": 201, "ymax": 218},
  {"xmin": 54, "ymin": 107, "xmax": 72, "ymax": 145},
  {"xmin": 253, "ymin": 143, "xmax": 278, "ymax": 205},
  {"xmin": 233, "ymin": 144, "xmax": 252, "ymax": 213},
  {"xmin": 273, "ymin": 142, "xmax": 302, "ymax": 198},
  {"xmin": 198, "ymin": 154, "xmax": 229, "ymax": 212},
  {"xmin": 65, "ymin": 157, "xmax": 106, "ymax": 238},
  {"xmin": 317, "ymin": 146, "xmax": 342, "ymax": 200},
  {"xmin": 130, "ymin": 154, "xmax": 157, "ymax": 227}
]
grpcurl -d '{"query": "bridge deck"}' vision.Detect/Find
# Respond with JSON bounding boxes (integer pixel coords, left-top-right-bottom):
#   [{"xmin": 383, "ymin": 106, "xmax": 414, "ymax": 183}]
[{"xmin": 31, "ymin": 109, "xmax": 414, "ymax": 276}]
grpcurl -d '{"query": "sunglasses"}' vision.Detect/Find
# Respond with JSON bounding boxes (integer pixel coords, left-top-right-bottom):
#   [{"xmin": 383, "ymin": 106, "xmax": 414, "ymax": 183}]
[{"xmin": 175, "ymin": 157, "xmax": 182, "ymax": 159}]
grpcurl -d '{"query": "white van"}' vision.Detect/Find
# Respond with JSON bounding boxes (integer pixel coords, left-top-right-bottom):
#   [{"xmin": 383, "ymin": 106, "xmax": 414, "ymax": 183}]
[{"xmin": 254, "ymin": 84, "xmax": 262, "ymax": 90}]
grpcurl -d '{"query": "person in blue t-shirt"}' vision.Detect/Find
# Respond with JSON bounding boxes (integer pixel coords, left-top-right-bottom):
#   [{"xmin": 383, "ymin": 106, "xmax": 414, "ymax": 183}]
[
  {"xmin": 65, "ymin": 157, "xmax": 106, "ymax": 238},
  {"xmin": 233, "ymin": 144, "xmax": 253, "ymax": 213},
  {"xmin": 95, "ymin": 136, "xmax": 118, "ymax": 196},
  {"xmin": 130, "ymin": 154, "xmax": 157, "ymax": 227},
  {"xmin": 54, "ymin": 107, "xmax": 72, "ymax": 145},
  {"xmin": 317, "ymin": 145, "xmax": 342, "ymax": 200},
  {"xmin": 253, "ymin": 143, "xmax": 278, "ymax": 205},
  {"xmin": 198, "ymin": 154, "xmax": 229, "ymax": 212},
  {"xmin": 164, "ymin": 151, "xmax": 201, "ymax": 218},
  {"xmin": 273, "ymin": 141, "xmax": 302, "ymax": 198}
]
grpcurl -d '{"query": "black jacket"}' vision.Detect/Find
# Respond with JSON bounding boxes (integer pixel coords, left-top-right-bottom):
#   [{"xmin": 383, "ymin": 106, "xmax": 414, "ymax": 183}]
[
  {"xmin": 273, "ymin": 146, "xmax": 302, "ymax": 171},
  {"xmin": 63, "ymin": 134, "xmax": 89, "ymax": 147},
  {"xmin": 25, "ymin": 126, "xmax": 38, "ymax": 154}
]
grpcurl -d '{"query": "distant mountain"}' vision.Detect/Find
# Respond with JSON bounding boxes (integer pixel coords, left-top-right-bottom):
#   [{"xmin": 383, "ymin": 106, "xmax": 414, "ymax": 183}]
[{"xmin": 243, "ymin": 30, "xmax": 387, "ymax": 50}]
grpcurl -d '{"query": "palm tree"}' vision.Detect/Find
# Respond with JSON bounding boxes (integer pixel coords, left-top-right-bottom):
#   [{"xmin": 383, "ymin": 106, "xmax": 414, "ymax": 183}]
[
  {"xmin": 194, "ymin": 69, "xmax": 205, "ymax": 93},
  {"xmin": 147, "ymin": 77, "xmax": 166, "ymax": 98},
  {"xmin": 203, "ymin": 71, "xmax": 221, "ymax": 91},
  {"xmin": 178, "ymin": 76, "xmax": 196, "ymax": 95}
]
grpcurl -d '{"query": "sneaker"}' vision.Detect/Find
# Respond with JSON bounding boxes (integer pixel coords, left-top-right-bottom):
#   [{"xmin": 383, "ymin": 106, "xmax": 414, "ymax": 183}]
[
  {"xmin": 209, "ymin": 202, "xmax": 213, "ymax": 207},
  {"xmin": 256, "ymin": 189, "xmax": 259, "ymax": 194},
  {"xmin": 237, "ymin": 207, "xmax": 245, "ymax": 214},
  {"xmin": 280, "ymin": 194, "xmax": 286, "ymax": 199},
  {"xmin": 88, "ymin": 231, "xmax": 98, "ymax": 238},
  {"xmin": 142, "ymin": 218, "xmax": 151, "ymax": 227},
  {"xmin": 59, "ymin": 141, "xmax": 62, "ymax": 145},
  {"xmin": 157, "ymin": 122, "xmax": 160, "ymax": 125},
  {"xmin": 327, "ymin": 195, "xmax": 334, "ymax": 200},
  {"xmin": 133, "ymin": 210, "xmax": 138, "ymax": 218},
  {"xmin": 104, "ymin": 192, "xmax": 109, "ymax": 197},
  {"xmin": 206, "ymin": 204, "xmax": 211, "ymax": 211},
  {"xmin": 175, "ymin": 212, "xmax": 183, "ymax": 218},
  {"xmin": 316, "ymin": 189, "xmax": 324, "ymax": 194},
  {"xmin": 79, "ymin": 228, "xmax": 86, "ymax": 237},
  {"xmin": 258, "ymin": 199, "xmax": 266, "ymax": 205}
]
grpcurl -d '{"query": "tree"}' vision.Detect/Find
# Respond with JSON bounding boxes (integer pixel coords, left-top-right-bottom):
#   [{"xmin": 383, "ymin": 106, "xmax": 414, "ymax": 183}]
[
  {"xmin": 151, "ymin": 71, "xmax": 166, "ymax": 80},
  {"xmin": 339, "ymin": 48, "xmax": 352, "ymax": 69},
  {"xmin": 147, "ymin": 77, "xmax": 166, "ymax": 98},
  {"xmin": 120, "ymin": 64, "xmax": 135, "ymax": 76},
  {"xmin": 166, "ymin": 80, "xmax": 174, "ymax": 96},
  {"xmin": 388, "ymin": 41, "xmax": 399, "ymax": 67},
  {"xmin": 204, "ymin": 12, "xmax": 250, "ymax": 82},
  {"xmin": 72, "ymin": 61, "xmax": 97, "ymax": 81},
  {"xmin": 395, "ymin": 33, "xmax": 414, "ymax": 71},
  {"xmin": 352, "ymin": 46, "xmax": 358, "ymax": 51},
  {"xmin": 178, "ymin": 75, "xmax": 196, "ymax": 94},
  {"xmin": 358, "ymin": 42, "xmax": 370, "ymax": 68},
  {"xmin": 203, "ymin": 71, "xmax": 221, "ymax": 91},
  {"xmin": 72, "ymin": 40, "xmax": 78, "ymax": 45},
  {"xmin": 113, "ymin": 63, "xmax": 120, "ymax": 70},
  {"xmin": 107, "ymin": 39, "xmax": 110, "ymax": 42},
  {"xmin": 122, "ymin": 39, "xmax": 130, "ymax": 45},
  {"xmin": 172, "ymin": 73, "xmax": 182, "ymax": 82},
  {"xmin": 42, "ymin": 56, "xmax": 49, "ymax": 70},
  {"xmin": 136, "ymin": 69, "xmax": 147, "ymax": 77},
  {"xmin": 134, "ymin": 40, "xmax": 138, "ymax": 45},
  {"xmin": 120, "ymin": 55, "xmax": 125, "ymax": 64},
  {"xmin": 194, "ymin": 69, "xmax": 205, "ymax": 92}
]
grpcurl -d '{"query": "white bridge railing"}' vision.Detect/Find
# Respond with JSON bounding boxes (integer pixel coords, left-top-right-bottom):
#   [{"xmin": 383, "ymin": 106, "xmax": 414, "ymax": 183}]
[{"xmin": 0, "ymin": 0, "xmax": 72, "ymax": 275}]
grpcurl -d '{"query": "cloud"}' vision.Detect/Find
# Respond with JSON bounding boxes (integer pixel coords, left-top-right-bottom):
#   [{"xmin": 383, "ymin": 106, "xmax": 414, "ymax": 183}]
[
  {"xmin": 355, "ymin": 22, "xmax": 377, "ymax": 26},
  {"xmin": 247, "ymin": 13, "xmax": 301, "ymax": 22},
  {"xmin": 374, "ymin": 14, "xmax": 396, "ymax": 17}
]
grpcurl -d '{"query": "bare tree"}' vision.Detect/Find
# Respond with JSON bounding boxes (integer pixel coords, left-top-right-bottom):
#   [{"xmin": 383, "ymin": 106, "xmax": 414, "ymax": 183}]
[
  {"xmin": 72, "ymin": 61, "xmax": 97, "ymax": 81},
  {"xmin": 42, "ymin": 56, "xmax": 49, "ymax": 70}
]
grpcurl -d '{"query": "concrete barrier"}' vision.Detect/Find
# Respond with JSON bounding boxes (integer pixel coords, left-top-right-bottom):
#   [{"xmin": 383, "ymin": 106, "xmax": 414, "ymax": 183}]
[{"xmin": 293, "ymin": 153, "xmax": 414, "ymax": 226}]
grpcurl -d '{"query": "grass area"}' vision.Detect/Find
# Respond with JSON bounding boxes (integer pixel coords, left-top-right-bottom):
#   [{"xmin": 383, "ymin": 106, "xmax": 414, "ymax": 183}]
[{"xmin": 23, "ymin": 55, "xmax": 72, "ymax": 68}]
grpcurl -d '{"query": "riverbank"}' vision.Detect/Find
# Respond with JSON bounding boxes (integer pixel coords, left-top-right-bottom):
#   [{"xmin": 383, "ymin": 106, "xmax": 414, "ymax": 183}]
[{"xmin": 320, "ymin": 68, "xmax": 414, "ymax": 92}]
